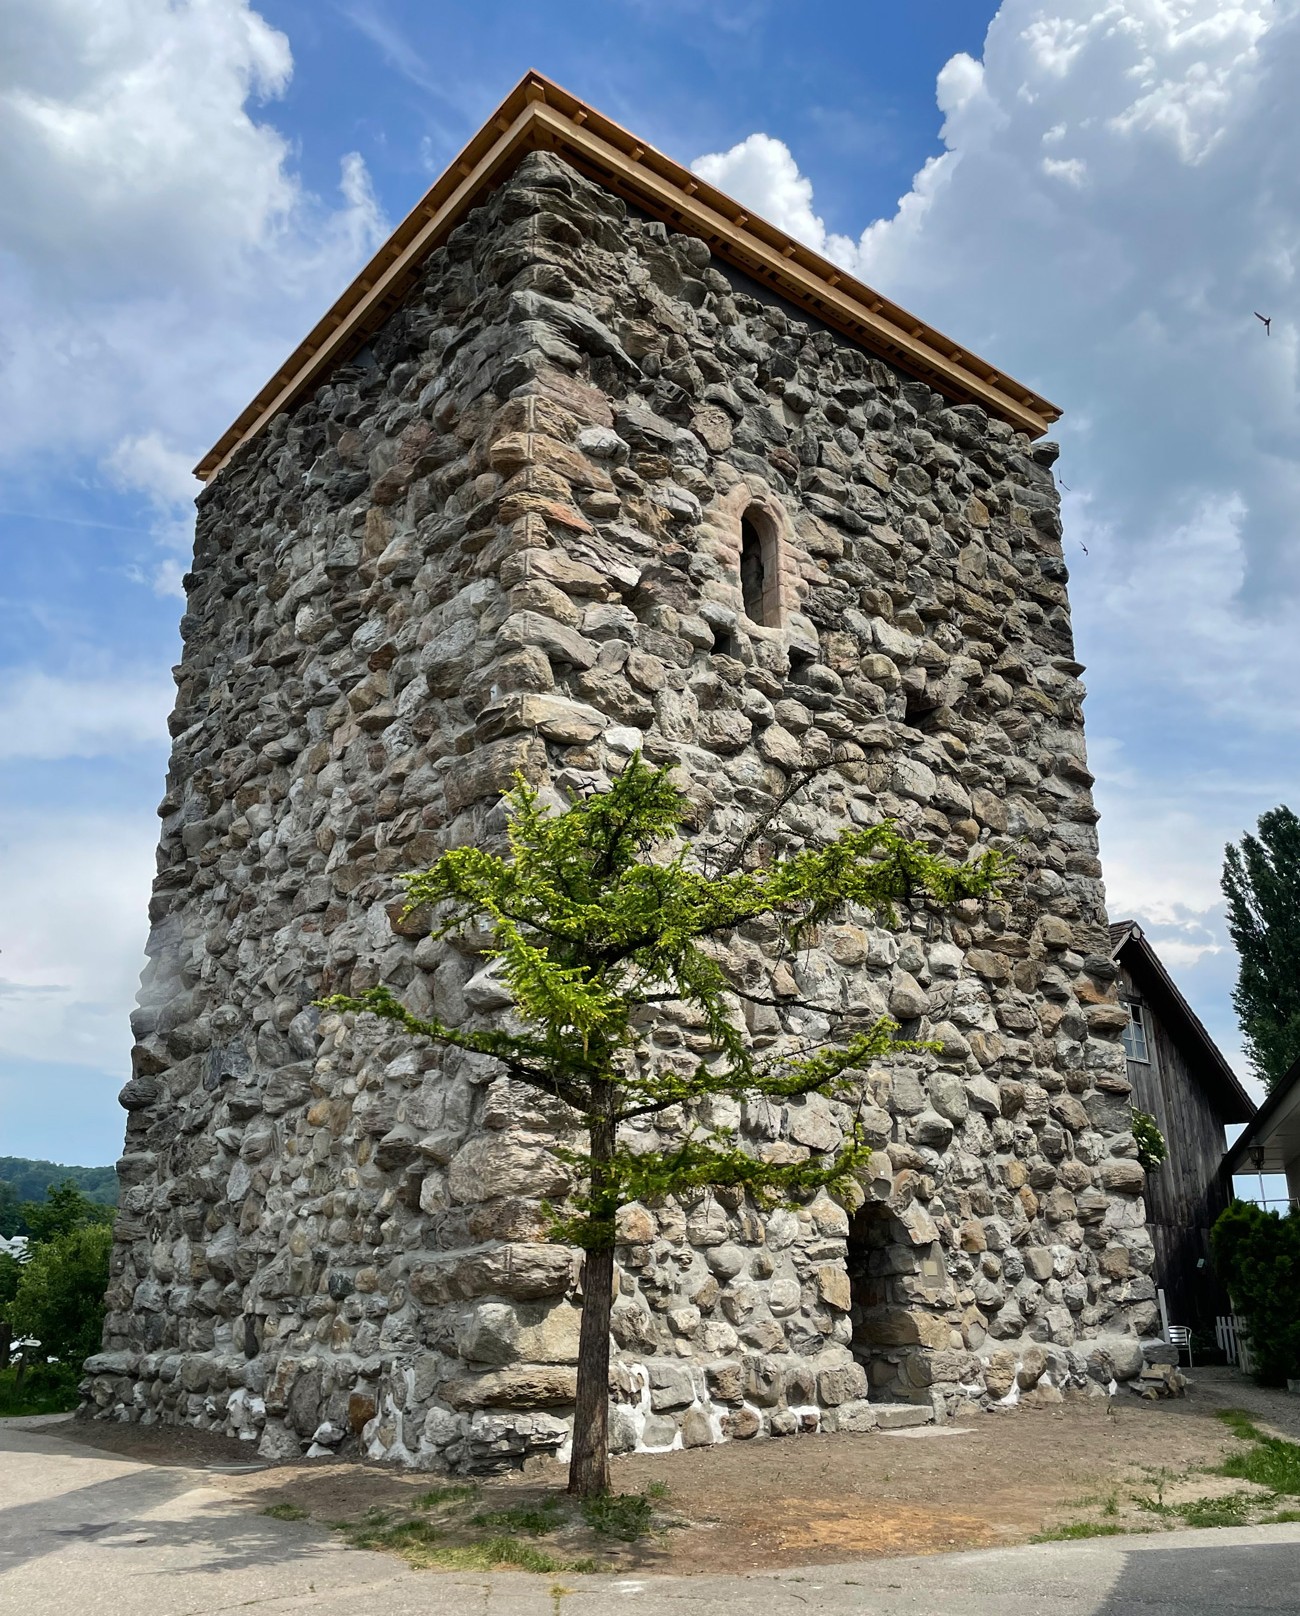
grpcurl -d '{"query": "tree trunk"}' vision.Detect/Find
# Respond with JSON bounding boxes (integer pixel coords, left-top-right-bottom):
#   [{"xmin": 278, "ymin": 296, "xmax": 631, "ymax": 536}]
[
  {"xmin": 568, "ymin": 1240, "xmax": 614, "ymax": 1497},
  {"xmin": 568, "ymin": 1095, "xmax": 615, "ymax": 1498},
  {"xmin": 0, "ymin": 1319, "xmax": 9, "ymax": 1371}
]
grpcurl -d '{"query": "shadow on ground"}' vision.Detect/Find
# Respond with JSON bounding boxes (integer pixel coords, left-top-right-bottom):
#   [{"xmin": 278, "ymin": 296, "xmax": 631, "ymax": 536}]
[
  {"xmin": 1097, "ymin": 1540, "xmax": 1300, "ymax": 1613},
  {"xmin": 0, "ymin": 1454, "xmax": 328, "ymax": 1580}
]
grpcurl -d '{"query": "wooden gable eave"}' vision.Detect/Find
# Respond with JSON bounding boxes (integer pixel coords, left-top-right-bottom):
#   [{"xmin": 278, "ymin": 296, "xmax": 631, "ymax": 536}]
[
  {"xmin": 1110, "ymin": 921, "xmax": 1255, "ymax": 1125},
  {"xmin": 194, "ymin": 68, "xmax": 1062, "ymax": 483}
]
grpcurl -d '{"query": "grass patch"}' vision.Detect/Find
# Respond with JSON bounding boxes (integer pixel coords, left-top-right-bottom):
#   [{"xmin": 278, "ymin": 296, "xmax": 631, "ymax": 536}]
[
  {"xmin": 1218, "ymin": 1436, "xmax": 1300, "ymax": 1497},
  {"xmin": 471, "ymin": 1500, "xmax": 565, "ymax": 1536},
  {"xmin": 1039, "ymin": 1418, "xmax": 1300, "ymax": 1543},
  {"xmin": 1175, "ymin": 1493, "xmax": 1257, "ymax": 1529},
  {"xmin": 1213, "ymin": 1407, "xmax": 1300, "ymax": 1496},
  {"xmin": 340, "ymin": 1516, "xmax": 594, "ymax": 1574},
  {"xmin": 1215, "ymin": 1408, "xmax": 1265, "ymax": 1443},
  {"xmin": 412, "ymin": 1484, "xmax": 479, "ymax": 1510},
  {"xmin": 0, "ymin": 1362, "xmax": 80, "ymax": 1418},
  {"xmin": 432, "ymin": 1537, "xmax": 597, "ymax": 1574},
  {"xmin": 1130, "ymin": 1465, "xmax": 1185, "ymax": 1517},
  {"xmin": 1068, "ymin": 1488, "xmax": 1120, "ymax": 1513},
  {"xmin": 262, "ymin": 1502, "xmax": 310, "ymax": 1522},
  {"xmin": 1031, "ymin": 1522, "xmax": 1130, "ymax": 1542},
  {"xmin": 331, "ymin": 1480, "xmax": 673, "ymax": 1573},
  {"xmin": 580, "ymin": 1492, "xmax": 658, "ymax": 1541}
]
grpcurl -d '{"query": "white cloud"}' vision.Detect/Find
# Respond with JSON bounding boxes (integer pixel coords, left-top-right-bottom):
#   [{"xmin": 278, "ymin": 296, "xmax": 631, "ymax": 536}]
[
  {"xmin": 149, "ymin": 559, "xmax": 189, "ymax": 601},
  {"xmin": 0, "ymin": 3, "xmax": 391, "ymax": 1154},
  {"xmin": 1087, "ymin": 741, "xmax": 1242, "ymax": 923},
  {"xmin": 0, "ymin": 0, "xmax": 293, "ymax": 287},
  {"xmin": 690, "ymin": 0, "xmax": 1300, "ymax": 1065},
  {"xmin": 0, "ymin": 670, "xmax": 173, "ymax": 761},
  {"xmin": 109, "ymin": 432, "xmax": 202, "ymax": 581},
  {"xmin": 697, "ymin": 2, "xmax": 1300, "ymax": 609},
  {"xmin": 108, "ymin": 435, "xmax": 200, "ymax": 512},
  {"xmin": 1070, "ymin": 490, "xmax": 1300, "ymax": 733},
  {"xmin": 1041, "ymin": 154, "xmax": 1087, "ymax": 185},
  {"xmin": 0, "ymin": 809, "xmax": 156, "ymax": 1072},
  {"xmin": 691, "ymin": 134, "xmax": 859, "ymax": 271},
  {"xmin": 0, "ymin": 0, "xmax": 388, "ymax": 566}
]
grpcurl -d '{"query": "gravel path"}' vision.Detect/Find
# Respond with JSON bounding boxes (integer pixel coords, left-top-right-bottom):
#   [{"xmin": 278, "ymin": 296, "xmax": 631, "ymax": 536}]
[{"xmin": 1182, "ymin": 1365, "xmax": 1300, "ymax": 1442}]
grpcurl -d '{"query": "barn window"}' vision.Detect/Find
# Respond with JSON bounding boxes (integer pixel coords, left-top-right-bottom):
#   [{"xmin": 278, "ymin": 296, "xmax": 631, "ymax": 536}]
[
  {"xmin": 1121, "ymin": 999, "xmax": 1150, "ymax": 1063},
  {"xmin": 739, "ymin": 506, "xmax": 781, "ymax": 628}
]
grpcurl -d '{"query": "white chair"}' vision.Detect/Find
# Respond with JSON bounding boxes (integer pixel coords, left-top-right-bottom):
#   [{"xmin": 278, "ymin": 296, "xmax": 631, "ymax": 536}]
[{"xmin": 1167, "ymin": 1324, "xmax": 1194, "ymax": 1368}]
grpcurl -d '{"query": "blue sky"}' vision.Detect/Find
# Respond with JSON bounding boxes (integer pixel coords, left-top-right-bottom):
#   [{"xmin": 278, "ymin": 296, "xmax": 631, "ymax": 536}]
[
  {"xmin": 263, "ymin": 1, "xmax": 997, "ymax": 221},
  {"xmin": 1, "ymin": 0, "xmax": 1297, "ymax": 1172}
]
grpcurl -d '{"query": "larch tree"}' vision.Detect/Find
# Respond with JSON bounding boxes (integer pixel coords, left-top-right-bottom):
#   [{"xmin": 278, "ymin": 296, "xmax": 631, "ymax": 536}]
[
  {"xmin": 323, "ymin": 756, "xmax": 1004, "ymax": 1497},
  {"xmin": 1222, "ymin": 805, "xmax": 1300, "ymax": 1091}
]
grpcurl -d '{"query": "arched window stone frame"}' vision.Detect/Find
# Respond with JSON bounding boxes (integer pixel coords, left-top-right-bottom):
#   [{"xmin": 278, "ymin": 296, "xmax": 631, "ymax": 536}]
[
  {"xmin": 739, "ymin": 504, "xmax": 782, "ymax": 628},
  {"xmin": 708, "ymin": 483, "xmax": 804, "ymax": 644}
]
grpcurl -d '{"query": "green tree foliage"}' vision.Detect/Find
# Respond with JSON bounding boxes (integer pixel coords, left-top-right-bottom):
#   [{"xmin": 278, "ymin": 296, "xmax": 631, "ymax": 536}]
[
  {"xmin": 0, "ymin": 1181, "xmax": 114, "ymax": 1375},
  {"xmin": 324, "ymin": 756, "xmax": 1004, "ymax": 1495},
  {"xmin": 1212, "ymin": 1200, "xmax": 1300, "ymax": 1385},
  {"xmin": 0, "ymin": 1252, "xmax": 21, "ymax": 1369},
  {"xmin": 0, "ymin": 1181, "xmax": 20, "ymax": 1240},
  {"xmin": 1222, "ymin": 806, "xmax": 1300, "ymax": 1090},
  {"xmin": 9, "ymin": 1224, "xmax": 115, "ymax": 1365},
  {"xmin": 0, "ymin": 1255, "xmax": 21, "ymax": 1314},
  {"xmin": 0, "ymin": 1159, "xmax": 117, "ymax": 1238},
  {"xmin": 21, "ymin": 1181, "xmax": 115, "ymax": 1244}
]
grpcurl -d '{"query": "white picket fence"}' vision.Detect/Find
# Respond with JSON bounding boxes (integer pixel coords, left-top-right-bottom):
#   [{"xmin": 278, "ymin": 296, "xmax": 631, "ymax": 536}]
[{"xmin": 1215, "ymin": 1314, "xmax": 1255, "ymax": 1374}]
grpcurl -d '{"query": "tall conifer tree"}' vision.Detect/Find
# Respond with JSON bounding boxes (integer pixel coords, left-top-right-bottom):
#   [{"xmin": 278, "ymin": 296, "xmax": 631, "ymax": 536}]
[
  {"xmin": 1222, "ymin": 805, "xmax": 1300, "ymax": 1090},
  {"xmin": 325, "ymin": 756, "xmax": 1003, "ymax": 1496}
]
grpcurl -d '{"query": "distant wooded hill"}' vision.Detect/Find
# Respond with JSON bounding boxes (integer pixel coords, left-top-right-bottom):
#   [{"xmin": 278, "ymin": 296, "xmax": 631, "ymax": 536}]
[
  {"xmin": 0, "ymin": 1157, "xmax": 118, "ymax": 1237},
  {"xmin": 0, "ymin": 1157, "xmax": 118, "ymax": 1204}
]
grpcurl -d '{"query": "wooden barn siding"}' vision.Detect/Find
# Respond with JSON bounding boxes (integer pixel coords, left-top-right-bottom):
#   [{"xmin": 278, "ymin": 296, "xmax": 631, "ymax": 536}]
[{"xmin": 1118, "ymin": 963, "xmax": 1234, "ymax": 1331}]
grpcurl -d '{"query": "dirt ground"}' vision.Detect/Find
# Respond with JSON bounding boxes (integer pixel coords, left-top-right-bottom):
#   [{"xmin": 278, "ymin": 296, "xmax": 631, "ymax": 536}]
[{"xmin": 56, "ymin": 1366, "xmax": 1300, "ymax": 1574}]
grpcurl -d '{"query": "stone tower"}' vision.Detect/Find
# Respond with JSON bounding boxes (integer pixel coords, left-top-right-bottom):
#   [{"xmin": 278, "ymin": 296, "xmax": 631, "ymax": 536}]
[{"xmin": 86, "ymin": 74, "xmax": 1156, "ymax": 1467}]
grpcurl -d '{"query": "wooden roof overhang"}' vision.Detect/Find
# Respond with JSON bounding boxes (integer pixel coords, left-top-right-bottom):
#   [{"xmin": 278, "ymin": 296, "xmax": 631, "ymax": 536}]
[
  {"xmin": 1109, "ymin": 920, "xmax": 1256, "ymax": 1126},
  {"xmin": 1223, "ymin": 1055, "xmax": 1300, "ymax": 1179},
  {"xmin": 196, "ymin": 70, "xmax": 1062, "ymax": 483}
]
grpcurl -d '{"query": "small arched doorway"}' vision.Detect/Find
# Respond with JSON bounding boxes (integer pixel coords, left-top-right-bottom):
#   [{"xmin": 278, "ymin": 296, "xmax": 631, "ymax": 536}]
[{"xmin": 847, "ymin": 1200, "xmax": 946, "ymax": 1405}]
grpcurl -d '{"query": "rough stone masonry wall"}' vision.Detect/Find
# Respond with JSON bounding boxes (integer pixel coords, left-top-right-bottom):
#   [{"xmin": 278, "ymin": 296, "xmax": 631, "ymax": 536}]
[{"xmin": 86, "ymin": 150, "xmax": 1157, "ymax": 1469}]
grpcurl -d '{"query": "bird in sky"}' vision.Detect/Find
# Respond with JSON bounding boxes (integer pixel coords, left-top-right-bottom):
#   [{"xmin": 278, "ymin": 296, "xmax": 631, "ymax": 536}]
[{"xmin": 1255, "ymin": 312, "xmax": 1272, "ymax": 335}]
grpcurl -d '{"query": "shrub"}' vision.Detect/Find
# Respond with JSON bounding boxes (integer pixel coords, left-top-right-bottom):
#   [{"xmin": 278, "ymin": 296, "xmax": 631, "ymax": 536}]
[
  {"xmin": 1131, "ymin": 1108, "xmax": 1168, "ymax": 1172},
  {"xmin": 1211, "ymin": 1200, "xmax": 1300, "ymax": 1384},
  {"xmin": 0, "ymin": 1361, "xmax": 82, "ymax": 1416},
  {"xmin": 9, "ymin": 1222, "xmax": 113, "ymax": 1364}
]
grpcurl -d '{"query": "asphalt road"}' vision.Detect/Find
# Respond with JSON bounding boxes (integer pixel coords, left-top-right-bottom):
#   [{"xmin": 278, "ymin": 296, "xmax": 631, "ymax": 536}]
[{"xmin": 3, "ymin": 1415, "xmax": 1299, "ymax": 1615}]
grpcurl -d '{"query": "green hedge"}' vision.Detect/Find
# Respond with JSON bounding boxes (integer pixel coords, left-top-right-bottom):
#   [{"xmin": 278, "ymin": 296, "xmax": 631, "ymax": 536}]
[{"xmin": 1212, "ymin": 1200, "xmax": 1300, "ymax": 1385}]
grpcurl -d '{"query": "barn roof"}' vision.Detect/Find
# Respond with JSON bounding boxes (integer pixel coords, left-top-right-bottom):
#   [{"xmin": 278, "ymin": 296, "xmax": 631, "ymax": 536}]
[
  {"xmin": 1109, "ymin": 920, "xmax": 1255, "ymax": 1125},
  {"xmin": 195, "ymin": 69, "xmax": 1062, "ymax": 482}
]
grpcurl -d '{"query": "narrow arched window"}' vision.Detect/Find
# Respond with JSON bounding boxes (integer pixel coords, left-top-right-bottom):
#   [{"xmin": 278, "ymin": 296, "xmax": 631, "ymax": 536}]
[{"xmin": 740, "ymin": 506, "xmax": 780, "ymax": 627}]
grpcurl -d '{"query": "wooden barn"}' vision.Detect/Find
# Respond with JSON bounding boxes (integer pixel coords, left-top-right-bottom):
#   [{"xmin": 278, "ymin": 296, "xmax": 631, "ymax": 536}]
[{"xmin": 1109, "ymin": 921, "xmax": 1256, "ymax": 1332}]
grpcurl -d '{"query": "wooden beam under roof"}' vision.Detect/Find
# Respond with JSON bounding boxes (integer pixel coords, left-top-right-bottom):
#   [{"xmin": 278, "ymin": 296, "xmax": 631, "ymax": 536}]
[{"xmin": 195, "ymin": 70, "xmax": 1061, "ymax": 482}]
